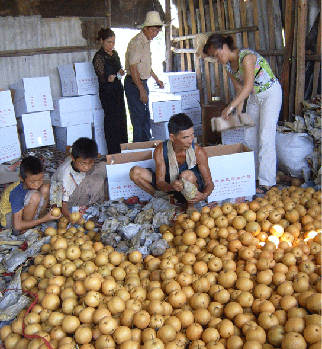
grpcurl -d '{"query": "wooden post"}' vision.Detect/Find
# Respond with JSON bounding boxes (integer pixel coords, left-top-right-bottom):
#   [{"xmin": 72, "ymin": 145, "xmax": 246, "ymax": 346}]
[
  {"xmin": 281, "ymin": 0, "xmax": 295, "ymax": 121},
  {"xmin": 240, "ymin": 0, "xmax": 249, "ymax": 48},
  {"xmin": 312, "ymin": 12, "xmax": 321, "ymax": 99},
  {"xmin": 295, "ymin": 0, "xmax": 308, "ymax": 116},
  {"xmin": 267, "ymin": 0, "xmax": 277, "ymax": 74},
  {"xmin": 165, "ymin": 0, "xmax": 172, "ymax": 72},
  {"xmin": 106, "ymin": 0, "xmax": 111, "ymax": 27}
]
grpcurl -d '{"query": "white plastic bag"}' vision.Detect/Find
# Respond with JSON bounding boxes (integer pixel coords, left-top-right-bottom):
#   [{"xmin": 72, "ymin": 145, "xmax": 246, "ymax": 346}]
[{"xmin": 276, "ymin": 132, "xmax": 314, "ymax": 178}]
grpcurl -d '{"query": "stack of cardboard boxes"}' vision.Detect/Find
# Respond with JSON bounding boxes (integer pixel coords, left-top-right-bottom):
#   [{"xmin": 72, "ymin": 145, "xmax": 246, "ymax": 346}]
[
  {"xmin": 0, "ymin": 90, "xmax": 21, "ymax": 165},
  {"xmin": 10, "ymin": 77, "xmax": 55, "ymax": 152},
  {"xmin": 148, "ymin": 72, "xmax": 202, "ymax": 142},
  {"xmin": 55, "ymin": 62, "xmax": 107, "ymax": 154}
]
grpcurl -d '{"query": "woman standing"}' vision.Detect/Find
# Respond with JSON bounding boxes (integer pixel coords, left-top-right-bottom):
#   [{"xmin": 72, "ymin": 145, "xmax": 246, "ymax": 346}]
[
  {"xmin": 93, "ymin": 28, "xmax": 128, "ymax": 154},
  {"xmin": 203, "ymin": 34, "xmax": 282, "ymax": 194}
]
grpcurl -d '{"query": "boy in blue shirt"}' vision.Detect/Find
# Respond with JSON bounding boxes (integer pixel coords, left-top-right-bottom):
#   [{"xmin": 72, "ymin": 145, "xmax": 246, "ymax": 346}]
[{"xmin": 0, "ymin": 156, "xmax": 59, "ymax": 233}]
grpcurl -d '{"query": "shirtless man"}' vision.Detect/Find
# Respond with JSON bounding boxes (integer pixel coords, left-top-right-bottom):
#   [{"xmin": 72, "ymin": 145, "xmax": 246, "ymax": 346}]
[{"xmin": 129, "ymin": 113, "xmax": 214, "ymax": 209}]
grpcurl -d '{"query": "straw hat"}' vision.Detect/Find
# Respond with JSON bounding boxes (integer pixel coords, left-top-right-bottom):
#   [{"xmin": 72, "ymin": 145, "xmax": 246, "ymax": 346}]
[{"xmin": 137, "ymin": 11, "xmax": 166, "ymax": 28}]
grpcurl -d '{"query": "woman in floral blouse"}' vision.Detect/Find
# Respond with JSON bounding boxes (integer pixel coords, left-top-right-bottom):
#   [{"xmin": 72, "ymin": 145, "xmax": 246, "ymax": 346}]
[
  {"xmin": 203, "ymin": 34, "xmax": 282, "ymax": 194},
  {"xmin": 93, "ymin": 28, "xmax": 128, "ymax": 154}
]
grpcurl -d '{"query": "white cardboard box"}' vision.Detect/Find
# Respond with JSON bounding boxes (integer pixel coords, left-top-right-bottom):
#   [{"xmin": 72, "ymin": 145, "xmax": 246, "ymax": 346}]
[
  {"xmin": 185, "ymin": 107, "xmax": 202, "ymax": 125},
  {"xmin": 91, "ymin": 94, "xmax": 104, "ymax": 127},
  {"xmin": 0, "ymin": 125, "xmax": 21, "ymax": 164},
  {"xmin": 151, "ymin": 121, "xmax": 169, "ymax": 141},
  {"xmin": 106, "ymin": 151, "xmax": 155, "ymax": 200},
  {"xmin": 19, "ymin": 111, "xmax": 55, "ymax": 150},
  {"xmin": 0, "ymin": 90, "xmax": 16, "ymax": 128},
  {"xmin": 54, "ymin": 123, "xmax": 92, "ymax": 152},
  {"xmin": 93, "ymin": 125, "xmax": 107, "ymax": 155},
  {"xmin": 205, "ymin": 143, "xmax": 256, "ymax": 202},
  {"xmin": 151, "ymin": 100, "xmax": 182, "ymax": 123},
  {"xmin": 58, "ymin": 62, "xmax": 99, "ymax": 97},
  {"xmin": 221, "ymin": 128, "xmax": 245, "ymax": 145},
  {"xmin": 10, "ymin": 77, "xmax": 53, "ymax": 117},
  {"xmin": 174, "ymin": 90, "xmax": 200, "ymax": 110},
  {"xmin": 51, "ymin": 95, "xmax": 93, "ymax": 127},
  {"xmin": 148, "ymin": 72, "xmax": 197, "ymax": 93}
]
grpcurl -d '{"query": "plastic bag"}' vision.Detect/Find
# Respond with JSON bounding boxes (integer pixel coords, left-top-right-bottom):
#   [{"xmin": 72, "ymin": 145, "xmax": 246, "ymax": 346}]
[
  {"xmin": 150, "ymin": 239, "xmax": 169, "ymax": 256},
  {"xmin": 120, "ymin": 224, "xmax": 141, "ymax": 239},
  {"xmin": 276, "ymin": 132, "xmax": 314, "ymax": 178}
]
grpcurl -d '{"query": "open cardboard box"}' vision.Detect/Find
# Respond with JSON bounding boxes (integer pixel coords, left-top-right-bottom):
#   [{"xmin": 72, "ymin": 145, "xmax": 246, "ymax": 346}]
[
  {"xmin": 105, "ymin": 150, "xmax": 155, "ymax": 200},
  {"xmin": 120, "ymin": 140, "xmax": 162, "ymax": 153},
  {"xmin": 205, "ymin": 143, "xmax": 256, "ymax": 202}
]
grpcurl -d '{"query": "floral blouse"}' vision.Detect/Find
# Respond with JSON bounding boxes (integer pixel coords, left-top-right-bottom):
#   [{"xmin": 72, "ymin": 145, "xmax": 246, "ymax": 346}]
[{"xmin": 225, "ymin": 49, "xmax": 277, "ymax": 94}]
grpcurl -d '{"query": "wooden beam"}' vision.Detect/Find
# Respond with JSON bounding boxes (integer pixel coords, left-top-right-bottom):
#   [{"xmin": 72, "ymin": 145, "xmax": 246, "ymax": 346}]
[
  {"xmin": 295, "ymin": 0, "xmax": 308, "ymax": 116},
  {"xmin": 252, "ymin": 0, "xmax": 261, "ymax": 50},
  {"xmin": 172, "ymin": 26, "xmax": 259, "ymax": 42},
  {"xmin": 0, "ymin": 45, "xmax": 97, "ymax": 58}
]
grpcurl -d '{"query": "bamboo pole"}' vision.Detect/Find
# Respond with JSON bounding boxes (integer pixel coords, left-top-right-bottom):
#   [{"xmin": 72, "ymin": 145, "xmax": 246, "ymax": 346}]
[
  {"xmin": 251, "ymin": 0, "xmax": 260, "ymax": 50},
  {"xmin": 295, "ymin": 0, "xmax": 308, "ymax": 116},
  {"xmin": 267, "ymin": 0, "xmax": 277, "ymax": 74},
  {"xmin": 199, "ymin": 0, "xmax": 212, "ymax": 103},
  {"xmin": 240, "ymin": 0, "xmax": 249, "ymax": 47},
  {"xmin": 182, "ymin": 1, "xmax": 192, "ymax": 71},
  {"xmin": 165, "ymin": 0, "xmax": 172, "ymax": 72},
  {"xmin": 190, "ymin": 0, "xmax": 203, "ymax": 104},
  {"xmin": 177, "ymin": 0, "xmax": 185, "ymax": 71}
]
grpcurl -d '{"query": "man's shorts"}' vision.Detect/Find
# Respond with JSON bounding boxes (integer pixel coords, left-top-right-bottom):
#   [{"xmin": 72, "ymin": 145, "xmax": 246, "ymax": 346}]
[{"xmin": 148, "ymin": 168, "xmax": 205, "ymax": 203}]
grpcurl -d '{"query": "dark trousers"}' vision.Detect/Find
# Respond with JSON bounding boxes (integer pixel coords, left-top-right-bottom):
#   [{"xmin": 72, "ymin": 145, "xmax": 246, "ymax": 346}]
[
  {"xmin": 99, "ymin": 84, "xmax": 128, "ymax": 155},
  {"xmin": 124, "ymin": 75, "xmax": 151, "ymax": 143}
]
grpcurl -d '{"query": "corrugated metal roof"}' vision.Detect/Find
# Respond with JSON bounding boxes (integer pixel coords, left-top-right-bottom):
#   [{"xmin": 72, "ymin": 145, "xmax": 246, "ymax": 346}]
[{"xmin": 0, "ymin": 16, "xmax": 97, "ymax": 98}]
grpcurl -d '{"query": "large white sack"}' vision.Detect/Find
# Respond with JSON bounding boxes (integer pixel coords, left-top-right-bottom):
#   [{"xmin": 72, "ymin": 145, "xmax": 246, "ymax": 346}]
[{"xmin": 276, "ymin": 132, "xmax": 314, "ymax": 178}]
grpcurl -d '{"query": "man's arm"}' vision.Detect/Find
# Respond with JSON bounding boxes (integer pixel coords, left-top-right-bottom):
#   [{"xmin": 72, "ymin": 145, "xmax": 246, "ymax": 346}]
[
  {"xmin": 189, "ymin": 144, "xmax": 214, "ymax": 203},
  {"xmin": 129, "ymin": 64, "xmax": 148, "ymax": 104},
  {"xmin": 154, "ymin": 145, "xmax": 183, "ymax": 192},
  {"xmin": 12, "ymin": 209, "xmax": 58, "ymax": 231}
]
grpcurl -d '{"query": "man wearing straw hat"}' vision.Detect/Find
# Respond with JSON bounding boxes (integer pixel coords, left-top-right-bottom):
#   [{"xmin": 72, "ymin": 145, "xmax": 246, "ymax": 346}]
[{"xmin": 124, "ymin": 11, "xmax": 165, "ymax": 143}]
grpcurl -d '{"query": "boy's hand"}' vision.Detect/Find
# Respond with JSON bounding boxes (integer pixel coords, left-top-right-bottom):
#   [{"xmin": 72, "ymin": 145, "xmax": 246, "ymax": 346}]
[{"xmin": 44, "ymin": 210, "xmax": 61, "ymax": 222}]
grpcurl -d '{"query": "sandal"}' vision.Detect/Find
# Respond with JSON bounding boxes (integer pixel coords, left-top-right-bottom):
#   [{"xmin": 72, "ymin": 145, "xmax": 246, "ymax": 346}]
[{"xmin": 256, "ymin": 185, "xmax": 270, "ymax": 194}]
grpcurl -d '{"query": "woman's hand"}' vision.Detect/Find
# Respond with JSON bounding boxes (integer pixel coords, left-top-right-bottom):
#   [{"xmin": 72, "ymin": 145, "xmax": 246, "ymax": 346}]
[
  {"xmin": 108, "ymin": 75, "xmax": 116, "ymax": 82},
  {"xmin": 119, "ymin": 69, "xmax": 125, "ymax": 76},
  {"xmin": 221, "ymin": 106, "xmax": 234, "ymax": 120}
]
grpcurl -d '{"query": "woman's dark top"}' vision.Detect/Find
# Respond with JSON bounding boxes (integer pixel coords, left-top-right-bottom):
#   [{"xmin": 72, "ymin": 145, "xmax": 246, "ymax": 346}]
[{"xmin": 92, "ymin": 47, "xmax": 122, "ymax": 89}]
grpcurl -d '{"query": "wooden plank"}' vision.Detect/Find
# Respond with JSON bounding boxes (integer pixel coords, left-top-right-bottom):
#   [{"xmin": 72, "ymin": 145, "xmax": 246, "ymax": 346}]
[
  {"xmin": 182, "ymin": 0, "xmax": 192, "ymax": 71},
  {"xmin": 240, "ymin": 0, "xmax": 249, "ymax": 47},
  {"xmin": 289, "ymin": 2, "xmax": 298, "ymax": 121},
  {"xmin": 312, "ymin": 12, "xmax": 321, "ymax": 99},
  {"xmin": 295, "ymin": 0, "xmax": 308, "ymax": 116},
  {"xmin": 281, "ymin": 0, "xmax": 295, "ymax": 121},
  {"xmin": 216, "ymin": 0, "xmax": 224, "ymax": 31},
  {"xmin": 252, "ymin": 0, "xmax": 261, "ymax": 50},
  {"xmin": 177, "ymin": 0, "xmax": 185, "ymax": 71},
  {"xmin": 267, "ymin": 0, "xmax": 276, "ymax": 74}
]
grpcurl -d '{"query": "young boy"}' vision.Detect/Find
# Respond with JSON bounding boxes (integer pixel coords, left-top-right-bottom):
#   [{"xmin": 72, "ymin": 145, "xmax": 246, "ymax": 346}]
[
  {"xmin": 0, "ymin": 156, "xmax": 59, "ymax": 232},
  {"xmin": 130, "ymin": 113, "xmax": 214, "ymax": 210},
  {"xmin": 50, "ymin": 137, "xmax": 107, "ymax": 222}
]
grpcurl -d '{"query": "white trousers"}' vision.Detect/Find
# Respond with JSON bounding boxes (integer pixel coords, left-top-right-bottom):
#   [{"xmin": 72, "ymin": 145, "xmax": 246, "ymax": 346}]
[{"xmin": 244, "ymin": 81, "xmax": 282, "ymax": 187}]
